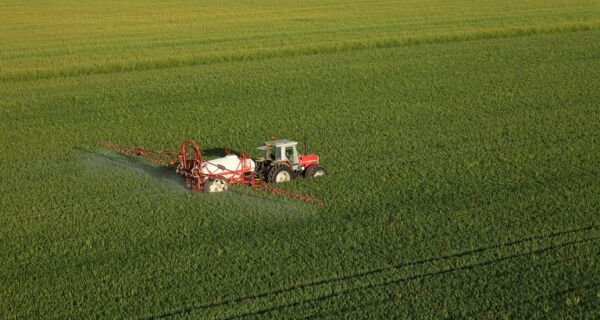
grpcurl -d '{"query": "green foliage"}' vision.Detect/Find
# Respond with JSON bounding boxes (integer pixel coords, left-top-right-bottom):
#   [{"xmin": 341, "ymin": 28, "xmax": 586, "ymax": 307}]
[{"xmin": 1, "ymin": 0, "xmax": 599, "ymax": 318}]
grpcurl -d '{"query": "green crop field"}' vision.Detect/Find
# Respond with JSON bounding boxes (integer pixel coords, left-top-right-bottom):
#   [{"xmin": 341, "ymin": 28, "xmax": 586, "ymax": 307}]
[{"xmin": 1, "ymin": 0, "xmax": 600, "ymax": 318}]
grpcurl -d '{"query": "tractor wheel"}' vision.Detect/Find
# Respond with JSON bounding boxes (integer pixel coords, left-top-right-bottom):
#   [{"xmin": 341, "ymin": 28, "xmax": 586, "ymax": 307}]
[
  {"xmin": 268, "ymin": 164, "xmax": 293, "ymax": 183},
  {"xmin": 305, "ymin": 165, "xmax": 327, "ymax": 178},
  {"xmin": 205, "ymin": 177, "xmax": 228, "ymax": 193}
]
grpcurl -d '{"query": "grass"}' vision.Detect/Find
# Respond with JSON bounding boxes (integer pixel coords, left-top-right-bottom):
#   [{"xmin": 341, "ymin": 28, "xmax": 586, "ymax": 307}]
[
  {"xmin": 1, "ymin": 0, "xmax": 599, "ymax": 80},
  {"xmin": 1, "ymin": 0, "xmax": 600, "ymax": 319}
]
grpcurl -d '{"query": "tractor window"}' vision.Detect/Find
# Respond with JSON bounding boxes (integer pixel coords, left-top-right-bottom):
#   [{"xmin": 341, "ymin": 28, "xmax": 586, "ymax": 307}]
[
  {"xmin": 275, "ymin": 147, "xmax": 283, "ymax": 161},
  {"xmin": 285, "ymin": 146, "xmax": 297, "ymax": 163}
]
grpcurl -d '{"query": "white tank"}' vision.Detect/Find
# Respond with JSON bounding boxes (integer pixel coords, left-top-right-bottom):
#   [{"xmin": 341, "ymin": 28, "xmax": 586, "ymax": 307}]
[{"xmin": 201, "ymin": 155, "xmax": 255, "ymax": 179}]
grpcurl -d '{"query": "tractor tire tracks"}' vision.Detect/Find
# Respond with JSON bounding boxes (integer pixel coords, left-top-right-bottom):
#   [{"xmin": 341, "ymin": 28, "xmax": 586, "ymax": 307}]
[
  {"xmin": 141, "ymin": 224, "xmax": 598, "ymax": 319},
  {"xmin": 302, "ymin": 244, "xmax": 599, "ymax": 319},
  {"xmin": 221, "ymin": 236, "xmax": 600, "ymax": 320}
]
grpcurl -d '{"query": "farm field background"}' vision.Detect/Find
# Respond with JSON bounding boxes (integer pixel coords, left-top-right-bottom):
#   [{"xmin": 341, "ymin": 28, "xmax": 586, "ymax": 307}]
[{"xmin": 1, "ymin": 0, "xmax": 600, "ymax": 318}]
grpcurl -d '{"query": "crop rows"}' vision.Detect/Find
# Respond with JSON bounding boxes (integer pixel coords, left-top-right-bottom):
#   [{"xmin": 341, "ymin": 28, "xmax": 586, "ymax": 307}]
[
  {"xmin": 2, "ymin": 0, "xmax": 599, "ymax": 81},
  {"xmin": 2, "ymin": 21, "xmax": 598, "ymax": 83}
]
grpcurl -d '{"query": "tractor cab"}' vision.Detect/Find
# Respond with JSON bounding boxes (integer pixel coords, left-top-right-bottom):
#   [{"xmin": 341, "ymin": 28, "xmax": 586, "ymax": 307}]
[
  {"xmin": 256, "ymin": 140, "xmax": 299, "ymax": 164},
  {"xmin": 254, "ymin": 139, "xmax": 327, "ymax": 183}
]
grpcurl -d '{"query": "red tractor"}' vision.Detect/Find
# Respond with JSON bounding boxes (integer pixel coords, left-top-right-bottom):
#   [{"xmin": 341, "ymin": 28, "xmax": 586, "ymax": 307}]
[{"xmin": 254, "ymin": 139, "xmax": 327, "ymax": 183}]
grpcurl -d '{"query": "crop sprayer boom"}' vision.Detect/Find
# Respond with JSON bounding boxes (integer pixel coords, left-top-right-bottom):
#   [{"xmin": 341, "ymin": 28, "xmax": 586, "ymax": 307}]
[{"xmin": 100, "ymin": 139, "xmax": 326, "ymax": 205}]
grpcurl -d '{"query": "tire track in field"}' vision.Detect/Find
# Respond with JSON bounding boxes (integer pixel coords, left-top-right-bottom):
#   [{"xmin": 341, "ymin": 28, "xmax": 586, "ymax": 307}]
[
  {"xmin": 140, "ymin": 224, "xmax": 598, "ymax": 319},
  {"xmin": 222, "ymin": 236, "xmax": 600, "ymax": 320},
  {"xmin": 468, "ymin": 282, "xmax": 600, "ymax": 318},
  {"xmin": 4, "ymin": 21, "xmax": 599, "ymax": 83},
  {"xmin": 302, "ymin": 243, "xmax": 599, "ymax": 319},
  {"xmin": 465, "ymin": 279, "xmax": 600, "ymax": 318},
  {"xmin": 309, "ymin": 280, "xmax": 600, "ymax": 320}
]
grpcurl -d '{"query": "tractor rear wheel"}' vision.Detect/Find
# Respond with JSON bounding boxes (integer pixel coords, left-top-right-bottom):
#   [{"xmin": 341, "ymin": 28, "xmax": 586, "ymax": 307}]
[
  {"xmin": 305, "ymin": 165, "xmax": 327, "ymax": 178},
  {"xmin": 268, "ymin": 164, "xmax": 293, "ymax": 183},
  {"xmin": 205, "ymin": 177, "xmax": 228, "ymax": 193}
]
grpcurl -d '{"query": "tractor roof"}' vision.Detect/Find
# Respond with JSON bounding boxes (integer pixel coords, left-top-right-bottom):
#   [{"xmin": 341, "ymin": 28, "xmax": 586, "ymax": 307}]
[{"xmin": 263, "ymin": 139, "xmax": 298, "ymax": 147}]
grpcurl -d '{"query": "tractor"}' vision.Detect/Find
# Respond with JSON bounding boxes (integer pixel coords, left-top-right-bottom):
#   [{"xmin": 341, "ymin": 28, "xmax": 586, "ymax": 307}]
[
  {"xmin": 100, "ymin": 138, "xmax": 327, "ymax": 205},
  {"xmin": 254, "ymin": 139, "xmax": 327, "ymax": 183}
]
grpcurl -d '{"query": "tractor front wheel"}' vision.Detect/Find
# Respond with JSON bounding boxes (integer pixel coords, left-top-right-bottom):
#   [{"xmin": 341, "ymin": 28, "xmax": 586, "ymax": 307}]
[
  {"xmin": 305, "ymin": 165, "xmax": 327, "ymax": 178},
  {"xmin": 268, "ymin": 164, "xmax": 293, "ymax": 183}
]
